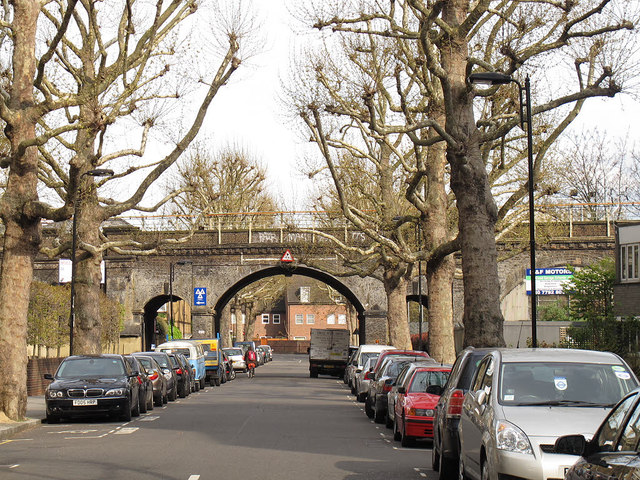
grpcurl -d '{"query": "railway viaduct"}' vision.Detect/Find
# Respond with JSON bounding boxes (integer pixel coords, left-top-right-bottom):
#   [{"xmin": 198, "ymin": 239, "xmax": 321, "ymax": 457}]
[{"xmin": 31, "ymin": 218, "xmax": 616, "ymax": 349}]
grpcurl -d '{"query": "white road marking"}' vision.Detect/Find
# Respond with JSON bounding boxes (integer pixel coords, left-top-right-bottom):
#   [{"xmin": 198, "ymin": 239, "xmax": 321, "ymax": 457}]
[
  {"xmin": 51, "ymin": 430, "xmax": 97, "ymax": 434},
  {"xmin": 188, "ymin": 475, "xmax": 200, "ymax": 480},
  {"xmin": 139, "ymin": 415, "xmax": 159, "ymax": 421},
  {"xmin": 114, "ymin": 427, "xmax": 139, "ymax": 435}
]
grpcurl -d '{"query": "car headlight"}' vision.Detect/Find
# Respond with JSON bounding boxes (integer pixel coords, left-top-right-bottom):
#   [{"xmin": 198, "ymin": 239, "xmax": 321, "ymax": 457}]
[
  {"xmin": 408, "ymin": 408, "xmax": 434, "ymax": 416},
  {"xmin": 47, "ymin": 390, "xmax": 64, "ymax": 398},
  {"xmin": 496, "ymin": 420, "xmax": 533, "ymax": 454},
  {"xmin": 105, "ymin": 388, "xmax": 125, "ymax": 396}
]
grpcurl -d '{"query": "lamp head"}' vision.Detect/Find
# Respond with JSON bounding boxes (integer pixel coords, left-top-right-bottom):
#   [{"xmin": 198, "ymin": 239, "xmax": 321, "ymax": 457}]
[{"xmin": 468, "ymin": 72, "xmax": 513, "ymax": 86}]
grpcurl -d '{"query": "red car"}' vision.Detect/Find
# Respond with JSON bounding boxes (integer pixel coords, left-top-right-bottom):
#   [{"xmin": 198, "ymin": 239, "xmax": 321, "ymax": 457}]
[{"xmin": 393, "ymin": 363, "xmax": 452, "ymax": 447}]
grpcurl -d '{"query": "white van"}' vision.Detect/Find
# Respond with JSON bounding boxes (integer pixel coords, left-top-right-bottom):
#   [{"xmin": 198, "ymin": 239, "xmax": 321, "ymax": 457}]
[{"xmin": 346, "ymin": 344, "xmax": 395, "ymax": 394}]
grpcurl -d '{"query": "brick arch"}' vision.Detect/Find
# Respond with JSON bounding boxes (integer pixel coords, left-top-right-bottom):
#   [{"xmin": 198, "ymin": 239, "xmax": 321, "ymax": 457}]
[
  {"xmin": 212, "ymin": 265, "xmax": 367, "ymax": 343},
  {"xmin": 142, "ymin": 294, "xmax": 184, "ymax": 351}
]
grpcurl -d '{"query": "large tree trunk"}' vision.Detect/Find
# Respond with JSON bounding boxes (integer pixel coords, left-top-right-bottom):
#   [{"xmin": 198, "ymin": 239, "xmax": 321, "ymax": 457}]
[
  {"xmin": 73, "ymin": 201, "xmax": 104, "ymax": 354},
  {"xmin": 0, "ymin": 0, "xmax": 41, "ymax": 421},
  {"xmin": 441, "ymin": 0, "xmax": 505, "ymax": 347},
  {"xmin": 383, "ymin": 267, "xmax": 412, "ymax": 349},
  {"xmin": 423, "ymin": 110, "xmax": 457, "ymax": 363}
]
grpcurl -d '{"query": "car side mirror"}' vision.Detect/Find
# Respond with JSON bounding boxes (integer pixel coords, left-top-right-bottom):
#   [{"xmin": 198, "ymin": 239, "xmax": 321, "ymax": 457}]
[
  {"xmin": 397, "ymin": 386, "xmax": 406, "ymax": 394},
  {"xmin": 554, "ymin": 435, "xmax": 586, "ymax": 456},
  {"xmin": 44, "ymin": 373, "xmax": 54, "ymax": 380},
  {"xmin": 426, "ymin": 384, "xmax": 443, "ymax": 396}
]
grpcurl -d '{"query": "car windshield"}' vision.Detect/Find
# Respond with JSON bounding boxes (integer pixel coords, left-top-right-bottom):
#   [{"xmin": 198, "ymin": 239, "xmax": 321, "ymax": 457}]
[
  {"xmin": 408, "ymin": 370, "xmax": 450, "ymax": 393},
  {"xmin": 382, "ymin": 360, "xmax": 411, "ymax": 379},
  {"xmin": 136, "ymin": 357, "xmax": 156, "ymax": 372},
  {"xmin": 57, "ymin": 357, "xmax": 125, "ymax": 378},
  {"xmin": 159, "ymin": 347, "xmax": 191, "ymax": 358},
  {"xmin": 360, "ymin": 352, "xmax": 379, "ymax": 366},
  {"xmin": 225, "ymin": 349, "xmax": 243, "ymax": 356},
  {"xmin": 500, "ymin": 362, "xmax": 638, "ymax": 406},
  {"xmin": 148, "ymin": 355, "xmax": 169, "ymax": 368}
]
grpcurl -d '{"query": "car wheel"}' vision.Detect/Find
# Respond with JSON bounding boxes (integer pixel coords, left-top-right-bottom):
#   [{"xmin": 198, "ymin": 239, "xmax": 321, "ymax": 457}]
[
  {"xmin": 374, "ymin": 400, "xmax": 385, "ymax": 424},
  {"xmin": 400, "ymin": 419, "xmax": 413, "ymax": 447},
  {"xmin": 458, "ymin": 453, "xmax": 468, "ymax": 480},
  {"xmin": 481, "ymin": 459, "xmax": 489, "ymax": 480},
  {"xmin": 365, "ymin": 397, "xmax": 374, "ymax": 419},
  {"xmin": 132, "ymin": 396, "xmax": 140, "ymax": 417},
  {"xmin": 230, "ymin": 369, "xmax": 236, "ymax": 380},
  {"xmin": 385, "ymin": 409, "xmax": 393, "ymax": 429},
  {"xmin": 194, "ymin": 380, "xmax": 200, "ymax": 391},
  {"xmin": 179, "ymin": 383, "xmax": 187, "ymax": 398},
  {"xmin": 439, "ymin": 451, "xmax": 457, "ymax": 480},
  {"xmin": 214, "ymin": 377, "xmax": 221, "ymax": 386},
  {"xmin": 147, "ymin": 391, "xmax": 154, "ymax": 411},
  {"xmin": 432, "ymin": 438, "xmax": 440, "ymax": 471},
  {"xmin": 163, "ymin": 392, "xmax": 168, "ymax": 404},
  {"xmin": 356, "ymin": 392, "xmax": 366, "ymax": 403},
  {"xmin": 199, "ymin": 378, "xmax": 205, "ymax": 389},
  {"xmin": 154, "ymin": 392, "xmax": 162, "ymax": 407},
  {"xmin": 169, "ymin": 385, "xmax": 177, "ymax": 401},
  {"xmin": 121, "ymin": 401, "xmax": 132, "ymax": 422},
  {"xmin": 393, "ymin": 414, "xmax": 401, "ymax": 441},
  {"xmin": 139, "ymin": 394, "xmax": 147, "ymax": 414}
]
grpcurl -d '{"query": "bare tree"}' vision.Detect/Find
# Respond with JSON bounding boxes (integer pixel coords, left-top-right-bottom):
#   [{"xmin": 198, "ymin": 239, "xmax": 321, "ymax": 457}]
[
  {"xmin": 300, "ymin": 0, "xmax": 639, "ymax": 350},
  {"xmin": 0, "ymin": 0, "xmax": 247, "ymax": 420}
]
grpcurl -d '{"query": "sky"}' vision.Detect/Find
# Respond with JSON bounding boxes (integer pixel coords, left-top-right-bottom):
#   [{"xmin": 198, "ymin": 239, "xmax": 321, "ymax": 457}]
[{"xmin": 179, "ymin": 1, "xmax": 640, "ymax": 212}]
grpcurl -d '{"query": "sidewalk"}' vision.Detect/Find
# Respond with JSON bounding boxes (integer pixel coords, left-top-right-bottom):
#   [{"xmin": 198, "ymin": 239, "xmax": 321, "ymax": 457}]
[{"xmin": 0, "ymin": 396, "xmax": 45, "ymax": 441}]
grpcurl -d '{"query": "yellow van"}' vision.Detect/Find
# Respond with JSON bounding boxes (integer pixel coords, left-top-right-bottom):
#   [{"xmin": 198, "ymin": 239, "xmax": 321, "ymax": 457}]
[{"xmin": 193, "ymin": 339, "xmax": 224, "ymax": 386}]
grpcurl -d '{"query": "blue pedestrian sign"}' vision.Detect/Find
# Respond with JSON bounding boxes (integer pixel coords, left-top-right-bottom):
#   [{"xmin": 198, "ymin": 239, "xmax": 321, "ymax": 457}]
[{"xmin": 194, "ymin": 288, "xmax": 207, "ymax": 306}]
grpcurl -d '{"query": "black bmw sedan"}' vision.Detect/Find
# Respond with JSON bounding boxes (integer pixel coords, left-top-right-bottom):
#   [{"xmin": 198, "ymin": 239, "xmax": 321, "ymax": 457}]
[{"xmin": 44, "ymin": 354, "xmax": 141, "ymax": 423}]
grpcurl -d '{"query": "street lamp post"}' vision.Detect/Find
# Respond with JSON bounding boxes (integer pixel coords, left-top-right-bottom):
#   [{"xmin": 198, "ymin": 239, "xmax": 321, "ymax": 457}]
[
  {"xmin": 69, "ymin": 168, "xmax": 114, "ymax": 355},
  {"xmin": 468, "ymin": 72, "xmax": 537, "ymax": 347}
]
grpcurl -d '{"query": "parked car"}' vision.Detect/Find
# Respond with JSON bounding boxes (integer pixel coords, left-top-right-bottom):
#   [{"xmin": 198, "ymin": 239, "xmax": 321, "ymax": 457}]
[
  {"xmin": 44, "ymin": 354, "xmax": 141, "ymax": 423},
  {"xmin": 167, "ymin": 353, "xmax": 190, "ymax": 398},
  {"xmin": 256, "ymin": 345, "xmax": 271, "ymax": 363},
  {"xmin": 132, "ymin": 351, "xmax": 178, "ymax": 401},
  {"xmin": 555, "ymin": 386, "xmax": 640, "ymax": 479},
  {"xmin": 366, "ymin": 356, "xmax": 434, "ymax": 422},
  {"xmin": 347, "ymin": 344, "xmax": 395, "ymax": 394},
  {"xmin": 223, "ymin": 347, "xmax": 247, "ymax": 373},
  {"xmin": 355, "ymin": 356, "xmax": 380, "ymax": 402},
  {"xmin": 431, "ymin": 346, "xmax": 494, "ymax": 479},
  {"xmin": 255, "ymin": 346, "xmax": 266, "ymax": 366},
  {"xmin": 458, "ymin": 348, "xmax": 639, "ymax": 480},
  {"xmin": 155, "ymin": 340, "xmax": 206, "ymax": 389},
  {"xmin": 124, "ymin": 355, "xmax": 154, "ymax": 413},
  {"xmin": 175, "ymin": 353, "xmax": 196, "ymax": 392},
  {"xmin": 132, "ymin": 354, "xmax": 167, "ymax": 407},
  {"xmin": 358, "ymin": 349, "xmax": 430, "ymax": 402},
  {"xmin": 193, "ymin": 338, "xmax": 227, "ymax": 386},
  {"xmin": 392, "ymin": 363, "xmax": 452, "ymax": 447},
  {"xmin": 233, "ymin": 341, "xmax": 256, "ymax": 354}
]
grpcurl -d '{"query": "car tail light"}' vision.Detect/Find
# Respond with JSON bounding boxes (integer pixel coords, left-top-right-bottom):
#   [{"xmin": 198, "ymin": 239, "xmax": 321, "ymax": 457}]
[
  {"xmin": 148, "ymin": 373, "xmax": 158, "ymax": 381},
  {"xmin": 364, "ymin": 371, "xmax": 373, "ymax": 380},
  {"xmin": 137, "ymin": 376, "xmax": 143, "ymax": 384},
  {"xmin": 446, "ymin": 389, "xmax": 465, "ymax": 418},
  {"xmin": 382, "ymin": 384, "xmax": 392, "ymax": 393},
  {"xmin": 176, "ymin": 369, "xmax": 183, "ymax": 375}
]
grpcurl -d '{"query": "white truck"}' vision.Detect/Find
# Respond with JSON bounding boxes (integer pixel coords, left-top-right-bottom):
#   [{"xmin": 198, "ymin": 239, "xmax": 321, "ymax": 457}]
[{"xmin": 309, "ymin": 328, "xmax": 350, "ymax": 378}]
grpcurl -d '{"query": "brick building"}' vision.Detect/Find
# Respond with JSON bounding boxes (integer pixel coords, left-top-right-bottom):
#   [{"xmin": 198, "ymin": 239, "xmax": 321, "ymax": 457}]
[
  {"xmin": 252, "ymin": 277, "xmax": 353, "ymax": 341},
  {"xmin": 614, "ymin": 222, "xmax": 640, "ymax": 318}
]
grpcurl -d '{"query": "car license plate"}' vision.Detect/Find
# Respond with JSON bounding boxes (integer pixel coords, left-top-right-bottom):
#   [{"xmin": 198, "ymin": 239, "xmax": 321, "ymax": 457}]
[{"xmin": 73, "ymin": 398, "xmax": 97, "ymax": 406}]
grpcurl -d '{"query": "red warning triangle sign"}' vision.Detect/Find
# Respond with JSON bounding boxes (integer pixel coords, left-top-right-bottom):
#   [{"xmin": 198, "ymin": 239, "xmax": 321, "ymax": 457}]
[{"xmin": 280, "ymin": 249, "xmax": 294, "ymax": 263}]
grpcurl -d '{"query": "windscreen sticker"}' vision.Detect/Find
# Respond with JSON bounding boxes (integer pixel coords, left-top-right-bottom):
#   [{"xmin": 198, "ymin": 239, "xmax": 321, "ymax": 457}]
[
  {"xmin": 504, "ymin": 394, "xmax": 515, "ymax": 401},
  {"xmin": 554, "ymin": 377, "xmax": 568, "ymax": 391},
  {"xmin": 612, "ymin": 366, "xmax": 626, "ymax": 372},
  {"xmin": 615, "ymin": 371, "xmax": 631, "ymax": 380}
]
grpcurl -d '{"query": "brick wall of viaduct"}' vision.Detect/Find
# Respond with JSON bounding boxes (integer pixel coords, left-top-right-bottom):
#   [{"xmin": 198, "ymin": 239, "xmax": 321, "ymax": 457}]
[{"xmin": 31, "ymin": 221, "xmax": 615, "ymax": 347}]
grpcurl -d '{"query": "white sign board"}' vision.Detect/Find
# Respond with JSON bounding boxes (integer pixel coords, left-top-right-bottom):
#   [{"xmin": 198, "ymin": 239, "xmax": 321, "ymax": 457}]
[{"xmin": 59, "ymin": 259, "xmax": 105, "ymax": 284}]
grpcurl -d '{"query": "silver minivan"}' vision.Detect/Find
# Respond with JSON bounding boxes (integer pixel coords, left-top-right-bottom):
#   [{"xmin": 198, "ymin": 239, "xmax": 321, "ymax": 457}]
[{"xmin": 458, "ymin": 348, "xmax": 638, "ymax": 480}]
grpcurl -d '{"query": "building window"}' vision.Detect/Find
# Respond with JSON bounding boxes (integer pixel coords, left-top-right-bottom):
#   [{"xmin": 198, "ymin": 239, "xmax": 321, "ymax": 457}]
[
  {"xmin": 307, "ymin": 314, "xmax": 315, "ymax": 324},
  {"xmin": 621, "ymin": 244, "xmax": 640, "ymax": 282},
  {"xmin": 338, "ymin": 314, "xmax": 347, "ymax": 324},
  {"xmin": 295, "ymin": 314, "xmax": 304, "ymax": 325},
  {"xmin": 327, "ymin": 314, "xmax": 335, "ymax": 325},
  {"xmin": 262, "ymin": 313, "xmax": 269, "ymax": 324},
  {"xmin": 273, "ymin": 314, "xmax": 281, "ymax": 324},
  {"xmin": 300, "ymin": 286, "xmax": 310, "ymax": 303},
  {"xmin": 231, "ymin": 313, "xmax": 236, "ymax": 325}
]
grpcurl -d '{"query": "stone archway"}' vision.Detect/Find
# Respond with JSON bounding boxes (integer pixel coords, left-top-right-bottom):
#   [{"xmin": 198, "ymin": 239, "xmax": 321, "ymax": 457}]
[
  {"xmin": 142, "ymin": 294, "xmax": 187, "ymax": 350},
  {"xmin": 211, "ymin": 265, "xmax": 368, "ymax": 343}
]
